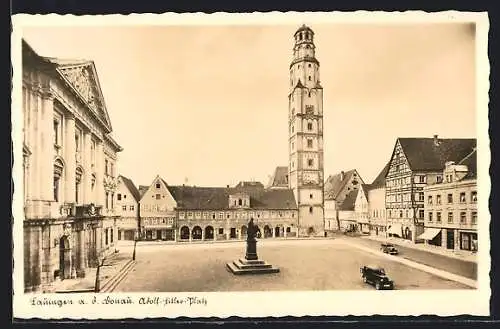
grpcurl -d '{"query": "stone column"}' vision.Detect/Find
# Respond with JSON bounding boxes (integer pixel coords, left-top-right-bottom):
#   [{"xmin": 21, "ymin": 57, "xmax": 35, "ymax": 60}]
[
  {"xmin": 30, "ymin": 226, "xmax": 43, "ymax": 292},
  {"xmin": 41, "ymin": 92, "xmax": 54, "ymax": 202},
  {"xmin": 77, "ymin": 228, "xmax": 86, "ymax": 277},
  {"xmin": 284, "ymin": 227, "xmax": 288, "ymax": 238},
  {"xmin": 83, "ymin": 131, "xmax": 92, "ymax": 204},
  {"xmin": 64, "ymin": 114, "xmax": 76, "ymax": 203},
  {"xmin": 95, "ymin": 141, "xmax": 105, "ymax": 208},
  {"xmin": 30, "ymin": 88, "xmax": 41, "ymax": 201}
]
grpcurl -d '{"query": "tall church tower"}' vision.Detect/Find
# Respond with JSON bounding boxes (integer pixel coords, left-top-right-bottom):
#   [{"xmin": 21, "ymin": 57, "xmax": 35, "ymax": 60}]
[{"xmin": 288, "ymin": 25, "xmax": 325, "ymax": 237}]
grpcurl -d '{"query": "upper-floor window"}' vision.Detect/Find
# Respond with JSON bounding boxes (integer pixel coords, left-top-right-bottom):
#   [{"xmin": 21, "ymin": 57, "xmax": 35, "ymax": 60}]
[
  {"xmin": 309, "ymin": 207, "xmax": 313, "ymax": 214},
  {"xmin": 308, "ymin": 159, "xmax": 314, "ymax": 167},
  {"xmin": 418, "ymin": 209, "xmax": 424, "ymax": 219},
  {"xmin": 448, "ymin": 212, "xmax": 454, "ymax": 223},
  {"xmin": 307, "ymin": 122, "xmax": 313, "ymax": 131},
  {"xmin": 436, "ymin": 212, "xmax": 442, "ymax": 223},
  {"xmin": 447, "ymin": 193, "xmax": 453, "ymax": 204},
  {"xmin": 238, "ymin": 199, "xmax": 242, "ymax": 206},
  {"xmin": 122, "ymin": 205, "xmax": 127, "ymax": 211},
  {"xmin": 428, "ymin": 212, "xmax": 433, "ymax": 222},
  {"xmin": 105, "ymin": 159, "xmax": 109, "ymax": 175},
  {"xmin": 130, "ymin": 205, "xmax": 134, "ymax": 211},
  {"xmin": 156, "ymin": 194, "xmax": 161, "ymax": 200},
  {"xmin": 307, "ymin": 139, "xmax": 313, "ymax": 148},
  {"xmin": 428, "ymin": 195, "xmax": 433, "ymax": 205},
  {"xmin": 471, "ymin": 191, "xmax": 477, "ymax": 202},
  {"xmin": 460, "ymin": 212, "xmax": 466, "ymax": 224},
  {"xmin": 436, "ymin": 195, "xmax": 442, "ymax": 205},
  {"xmin": 471, "ymin": 211, "xmax": 477, "ymax": 224},
  {"xmin": 436, "ymin": 175, "xmax": 443, "ymax": 183},
  {"xmin": 418, "ymin": 192, "xmax": 424, "ymax": 202},
  {"xmin": 117, "ymin": 193, "xmax": 122, "ymax": 200},
  {"xmin": 460, "ymin": 192, "xmax": 466, "ymax": 203},
  {"xmin": 156, "ymin": 183, "xmax": 161, "ymax": 189}
]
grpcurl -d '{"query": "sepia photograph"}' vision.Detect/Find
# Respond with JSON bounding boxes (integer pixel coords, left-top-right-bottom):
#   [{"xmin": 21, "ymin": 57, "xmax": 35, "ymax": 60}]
[{"xmin": 11, "ymin": 11, "xmax": 490, "ymax": 318}]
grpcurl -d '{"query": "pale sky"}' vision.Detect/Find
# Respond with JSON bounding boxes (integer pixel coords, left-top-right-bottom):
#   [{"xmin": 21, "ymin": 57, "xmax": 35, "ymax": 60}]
[{"xmin": 22, "ymin": 22, "xmax": 476, "ymax": 188}]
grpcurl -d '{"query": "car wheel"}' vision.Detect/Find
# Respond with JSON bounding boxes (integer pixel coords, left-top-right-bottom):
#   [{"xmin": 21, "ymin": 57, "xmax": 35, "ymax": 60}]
[{"xmin": 375, "ymin": 282, "xmax": 381, "ymax": 290}]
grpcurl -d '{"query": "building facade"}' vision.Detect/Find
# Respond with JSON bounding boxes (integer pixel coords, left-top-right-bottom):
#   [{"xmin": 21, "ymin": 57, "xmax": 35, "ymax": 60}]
[
  {"xmin": 22, "ymin": 40, "xmax": 122, "ymax": 292},
  {"xmin": 288, "ymin": 25, "xmax": 325, "ymax": 237},
  {"xmin": 354, "ymin": 184, "xmax": 370, "ymax": 234},
  {"xmin": 367, "ymin": 162, "xmax": 390, "ymax": 237},
  {"xmin": 138, "ymin": 176, "xmax": 177, "ymax": 241},
  {"xmin": 324, "ymin": 169, "xmax": 364, "ymax": 232},
  {"xmin": 135, "ymin": 178, "xmax": 299, "ymax": 242},
  {"xmin": 115, "ymin": 175, "xmax": 141, "ymax": 241},
  {"xmin": 385, "ymin": 136, "xmax": 476, "ymax": 243},
  {"xmin": 421, "ymin": 150, "xmax": 478, "ymax": 251}
]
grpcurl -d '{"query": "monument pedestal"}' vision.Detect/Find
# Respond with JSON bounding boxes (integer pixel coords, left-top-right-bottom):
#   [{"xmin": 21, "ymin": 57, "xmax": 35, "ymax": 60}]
[{"xmin": 226, "ymin": 239, "xmax": 279, "ymax": 275}]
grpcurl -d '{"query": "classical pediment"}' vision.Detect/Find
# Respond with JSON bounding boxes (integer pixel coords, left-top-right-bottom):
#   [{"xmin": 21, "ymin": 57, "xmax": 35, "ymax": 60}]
[{"xmin": 55, "ymin": 62, "xmax": 112, "ymax": 131}]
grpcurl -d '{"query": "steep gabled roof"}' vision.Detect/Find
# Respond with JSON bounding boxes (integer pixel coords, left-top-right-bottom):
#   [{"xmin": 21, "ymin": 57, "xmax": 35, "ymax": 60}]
[
  {"xmin": 324, "ymin": 169, "xmax": 363, "ymax": 200},
  {"xmin": 338, "ymin": 190, "xmax": 358, "ymax": 211},
  {"xmin": 458, "ymin": 148, "xmax": 477, "ymax": 179},
  {"xmin": 370, "ymin": 161, "xmax": 391, "ymax": 189},
  {"xmin": 398, "ymin": 138, "xmax": 477, "ymax": 172},
  {"xmin": 360, "ymin": 184, "xmax": 371, "ymax": 200},
  {"xmin": 268, "ymin": 166, "xmax": 289, "ymax": 188},
  {"xmin": 166, "ymin": 185, "xmax": 297, "ymax": 210},
  {"xmin": 138, "ymin": 185, "xmax": 149, "ymax": 198},
  {"xmin": 119, "ymin": 175, "xmax": 141, "ymax": 202}
]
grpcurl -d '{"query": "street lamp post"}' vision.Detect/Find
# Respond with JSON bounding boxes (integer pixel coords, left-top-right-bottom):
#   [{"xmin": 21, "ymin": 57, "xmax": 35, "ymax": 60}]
[
  {"xmin": 132, "ymin": 238, "xmax": 137, "ymax": 261},
  {"xmin": 94, "ymin": 256, "xmax": 106, "ymax": 293}
]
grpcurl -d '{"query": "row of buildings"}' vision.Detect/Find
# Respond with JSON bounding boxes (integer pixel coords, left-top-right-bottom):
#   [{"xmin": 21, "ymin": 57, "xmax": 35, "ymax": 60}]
[
  {"xmin": 20, "ymin": 25, "xmax": 327, "ymax": 292},
  {"xmin": 324, "ymin": 135, "xmax": 478, "ymax": 253},
  {"xmin": 114, "ymin": 176, "xmax": 299, "ymax": 242}
]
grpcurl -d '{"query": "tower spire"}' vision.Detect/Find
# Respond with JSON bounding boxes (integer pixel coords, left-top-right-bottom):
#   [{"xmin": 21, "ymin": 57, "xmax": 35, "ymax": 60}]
[{"xmin": 288, "ymin": 25, "xmax": 324, "ymax": 237}]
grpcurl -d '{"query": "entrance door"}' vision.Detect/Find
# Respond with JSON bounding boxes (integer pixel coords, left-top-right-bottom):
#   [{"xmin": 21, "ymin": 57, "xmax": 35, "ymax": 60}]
[
  {"xmin": 146, "ymin": 230, "xmax": 152, "ymax": 240},
  {"xmin": 230, "ymin": 227, "xmax": 237, "ymax": 239},
  {"xmin": 446, "ymin": 229, "xmax": 455, "ymax": 250},
  {"xmin": 275, "ymin": 226, "xmax": 281, "ymax": 237},
  {"xmin": 157, "ymin": 230, "xmax": 163, "ymax": 240}
]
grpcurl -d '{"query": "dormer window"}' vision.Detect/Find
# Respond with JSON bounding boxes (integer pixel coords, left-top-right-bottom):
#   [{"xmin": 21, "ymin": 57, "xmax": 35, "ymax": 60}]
[{"xmin": 156, "ymin": 183, "xmax": 161, "ymax": 189}]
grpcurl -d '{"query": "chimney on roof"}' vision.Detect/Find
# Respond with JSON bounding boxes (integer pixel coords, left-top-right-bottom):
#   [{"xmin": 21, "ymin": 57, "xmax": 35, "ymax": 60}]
[
  {"xmin": 340, "ymin": 171, "xmax": 345, "ymax": 181},
  {"xmin": 433, "ymin": 134, "xmax": 440, "ymax": 146}
]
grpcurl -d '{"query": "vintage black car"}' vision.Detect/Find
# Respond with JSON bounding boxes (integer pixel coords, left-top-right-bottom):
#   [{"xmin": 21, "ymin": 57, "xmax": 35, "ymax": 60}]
[
  {"xmin": 360, "ymin": 265, "xmax": 394, "ymax": 290},
  {"xmin": 380, "ymin": 243, "xmax": 399, "ymax": 255}
]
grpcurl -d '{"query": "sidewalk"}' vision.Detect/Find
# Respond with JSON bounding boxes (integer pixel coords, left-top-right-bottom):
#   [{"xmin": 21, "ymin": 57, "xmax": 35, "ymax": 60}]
[
  {"xmin": 51, "ymin": 249, "xmax": 134, "ymax": 293},
  {"xmin": 363, "ymin": 234, "xmax": 477, "ymax": 263}
]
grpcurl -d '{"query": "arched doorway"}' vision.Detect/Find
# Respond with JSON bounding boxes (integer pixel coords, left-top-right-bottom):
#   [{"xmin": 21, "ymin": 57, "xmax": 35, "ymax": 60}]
[
  {"xmin": 240, "ymin": 225, "xmax": 247, "ymax": 239},
  {"xmin": 263, "ymin": 225, "xmax": 272, "ymax": 238},
  {"xmin": 275, "ymin": 226, "xmax": 281, "ymax": 237},
  {"xmin": 256, "ymin": 227, "xmax": 262, "ymax": 238},
  {"xmin": 308, "ymin": 227, "xmax": 315, "ymax": 235},
  {"xmin": 59, "ymin": 236, "xmax": 72, "ymax": 280},
  {"xmin": 205, "ymin": 226, "xmax": 214, "ymax": 240},
  {"xmin": 180, "ymin": 226, "xmax": 190, "ymax": 240},
  {"xmin": 192, "ymin": 226, "xmax": 202, "ymax": 240}
]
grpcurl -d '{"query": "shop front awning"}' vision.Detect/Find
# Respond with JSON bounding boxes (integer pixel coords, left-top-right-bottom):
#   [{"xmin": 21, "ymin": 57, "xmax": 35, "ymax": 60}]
[
  {"xmin": 387, "ymin": 223, "xmax": 402, "ymax": 236},
  {"xmin": 417, "ymin": 228, "xmax": 441, "ymax": 240}
]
